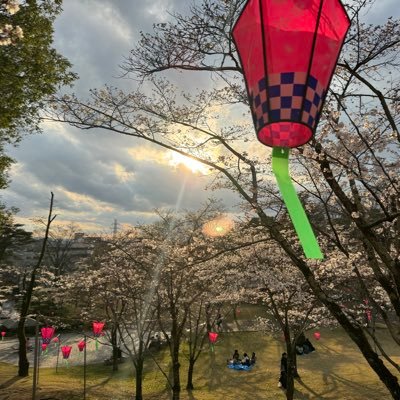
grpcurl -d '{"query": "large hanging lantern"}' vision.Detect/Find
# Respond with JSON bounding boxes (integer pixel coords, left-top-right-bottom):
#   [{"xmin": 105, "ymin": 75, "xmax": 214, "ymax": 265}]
[
  {"xmin": 232, "ymin": 0, "xmax": 350, "ymax": 258},
  {"xmin": 41, "ymin": 326, "xmax": 55, "ymax": 344}
]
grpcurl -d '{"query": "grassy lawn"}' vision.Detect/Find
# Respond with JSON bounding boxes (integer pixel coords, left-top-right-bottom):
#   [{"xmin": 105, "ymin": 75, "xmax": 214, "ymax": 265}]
[{"xmin": 1, "ymin": 325, "xmax": 399, "ymax": 400}]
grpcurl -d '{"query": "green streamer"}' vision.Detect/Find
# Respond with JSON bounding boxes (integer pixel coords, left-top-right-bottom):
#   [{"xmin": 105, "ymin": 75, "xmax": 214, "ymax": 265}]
[{"xmin": 272, "ymin": 147, "xmax": 323, "ymax": 259}]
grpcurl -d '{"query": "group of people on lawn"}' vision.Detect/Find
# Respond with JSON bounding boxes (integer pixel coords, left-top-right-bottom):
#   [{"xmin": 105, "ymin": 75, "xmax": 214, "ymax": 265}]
[{"xmin": 227, "ymin": 349, "xmax": 256, "ymax": 366}]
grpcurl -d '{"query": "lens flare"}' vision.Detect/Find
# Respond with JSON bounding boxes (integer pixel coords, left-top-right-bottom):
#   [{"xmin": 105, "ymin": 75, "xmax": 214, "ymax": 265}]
[{"xmin": 202, "ymin": 216, "xmax": 235, "ymax": 237}]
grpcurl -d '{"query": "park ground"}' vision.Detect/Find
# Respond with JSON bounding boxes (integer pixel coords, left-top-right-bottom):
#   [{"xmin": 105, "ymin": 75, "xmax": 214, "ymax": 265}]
[{"xmin": 0, "ymin": 306, "xmax": 399, "ymax": 399}]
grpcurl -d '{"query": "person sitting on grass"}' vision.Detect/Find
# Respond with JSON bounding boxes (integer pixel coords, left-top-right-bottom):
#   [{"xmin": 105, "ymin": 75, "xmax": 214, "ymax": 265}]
[
  {"xmin": 303, "ymin": 337, "xmax": 315, "ymax": 354},
  {"xmin": 241, "ymin": 352, "xmax": 250, "ymax": 366},
  {"xmin": 250, "ymin": 352, "xmax": 257, "ymax": 365},
  {"xmin": 232, "ymin": 349, "xmax": 240, "ymax": 364}
]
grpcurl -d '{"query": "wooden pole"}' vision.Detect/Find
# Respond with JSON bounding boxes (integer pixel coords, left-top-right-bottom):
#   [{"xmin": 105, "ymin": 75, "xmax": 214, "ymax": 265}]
[
  {"xmin": 83, "ymin": 334, "xmax": 87, "ymax": 400},
  {"xmin": 37, "ymin": 341, "xmax": 40, "ymax": 388},
  {"xmin": 32, "ymin": 321, "xmax": 39, "ymax": 400},
  {"xmin": 56, "ymin": 339, "xmax": 60, "ymax": 373}
]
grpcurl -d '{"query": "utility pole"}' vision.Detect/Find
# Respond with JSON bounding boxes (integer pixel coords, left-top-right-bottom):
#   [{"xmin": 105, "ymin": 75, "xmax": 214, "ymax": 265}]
[
  {"xmin": 83, "ymin": 334, "xmax": 87, "ymax": 400},
  {"xmin": 32, "ymin": 321, "xmax": 39, "ymax": 400},
  {"xmin": 112, "ymin": 219, "xmax": 118, "ymax": 236}
]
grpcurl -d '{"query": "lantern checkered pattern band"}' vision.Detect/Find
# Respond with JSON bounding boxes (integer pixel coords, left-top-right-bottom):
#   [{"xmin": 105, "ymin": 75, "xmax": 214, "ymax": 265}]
[{"xmin": 251, "ymin": 72, "xmax": 325, "ymax": 147}]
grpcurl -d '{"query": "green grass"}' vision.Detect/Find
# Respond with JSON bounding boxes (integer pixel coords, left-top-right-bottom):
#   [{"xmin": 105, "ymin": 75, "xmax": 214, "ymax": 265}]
[{"xmin": 0, "ymin": 327, "xmax": 399, "ymax": 399}]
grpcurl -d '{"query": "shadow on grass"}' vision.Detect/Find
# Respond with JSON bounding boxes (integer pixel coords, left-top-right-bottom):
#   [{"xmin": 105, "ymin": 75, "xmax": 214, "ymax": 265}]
[
  {"xmin": 328, "ymin": 371, "xmax": 386, "ymax": 397},
  {"xmin": 0, "ymin": 375, "xmax": 24, "ymax": 389},
  {"xmin": 296, "ymin": 376, "xmax": 337, "ymax": 399},
  {"xmin": 88, "ymin": 375, "xmax": 112, "ymax": 390}
]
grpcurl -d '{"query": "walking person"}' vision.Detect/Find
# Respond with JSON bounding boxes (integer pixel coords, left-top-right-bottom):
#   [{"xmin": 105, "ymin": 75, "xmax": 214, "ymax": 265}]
[{"xmin": 278, "ymin": 352, "xmax": 287, "ymax": 389}]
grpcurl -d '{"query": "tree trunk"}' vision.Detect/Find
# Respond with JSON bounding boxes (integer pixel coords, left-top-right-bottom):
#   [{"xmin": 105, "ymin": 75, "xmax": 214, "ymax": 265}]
[
  {"xmin": 265, "ymin": 215, "xmax": 400, "ymax": 399},
  {"xmin": 17, "ymin": 319, "xmax": 29, "ymax": 376},
  {"xmin": 293, "ymin": 350, "xmax": 299, "ymax": 378},
  {"xmin": 285, "ymin": 347, "xmax": 295, "ymax": 400},
  {"xmin": 171, "ymin": 343, "xmax": 181, "ymax": 400},
  {"xmin": 134, "ymin": 357, "xmax": 144, "ymax": 400},
  {"xmin": 295, "ymin": 250, "xmax": 400, "ymax": 398},
  {"xmin": 111, "ymin": 326, "xmax": 119, "ymax": 372},
  {"xmin": 186, "ymin": 358, "xmax": 195, "ymax": 390},
  {"xmin": 17, "ymin": 192, "xmax": 55, "ymax": 377}
]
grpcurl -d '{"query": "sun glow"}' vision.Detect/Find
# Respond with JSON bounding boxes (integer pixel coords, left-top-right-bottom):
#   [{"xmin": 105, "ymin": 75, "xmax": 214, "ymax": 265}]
[
  {"xmin": 167, "ymin": 152, "xmax": 208, "ymax": 174},
  {"xmin": 202, "ymin": 216, "xmax": 235, "ymax": 237}
]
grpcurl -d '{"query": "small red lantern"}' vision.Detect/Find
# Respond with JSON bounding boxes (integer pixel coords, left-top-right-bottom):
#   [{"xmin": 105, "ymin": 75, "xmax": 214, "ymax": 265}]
[
  {"xmin": 41, "ymin": 326, "xmax": 55, "ymax": 344},
  {"xmin": 1, "ymin": 331, "xmax": 5, "ymax": 341},
  {"xmin": 77, "ymin": 340, "xmax": 86, "ymax": 352},
  {"xmin": 41, "ymin": 343, "xmax": 48, "ymax": 352},
  {"xmin": 61, "ymin": 345, "xmax": 72, "ymax": 359},
  {"xmin": 208, "ymin": 332, "xmax": 218, "ymax": 344},
  {"xmin": 92, "ymin": 321, "xmax": 105, "ymax": 336},
  {"xmin": 313, "ymin": 331, "xmax": 321, "ymax": 340},
  {"xmin": 92, "ymin": 321, "xmax": 105, "ymax": 350},
  {"xmin": 52, "ymin": 336, "xmax": 59, "ymax": 347},
  {"xmin": 366, "ymin": 310, "xmax": 372, "ymax": 322},
  {"xmin": 208, "ymin": 331, "xmax": 218, "ymax": 352}
]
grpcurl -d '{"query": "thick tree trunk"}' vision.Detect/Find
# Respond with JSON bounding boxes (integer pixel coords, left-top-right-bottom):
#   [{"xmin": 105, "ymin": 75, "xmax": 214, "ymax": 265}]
[
  {"xmin": 135, "ymin": 357, "xmax": 144, "ymax": 400},
  {"xmin": 310, "ymin": 275, "xmax": 400, "ymax": 398},
  {"xmin": 17, "ymin": 319, "xmax": 29, "ymax": 377},
  {"xmin": 186, "ymin": 358, "xmax": 195, "ymax": 390},
  {"xmin": 285, "ymin": 347, "xmax": 295, "ymax": 400},
  {"xmin": 170, "ymin": 336, "xmax": 181, "ymax": 400},
  {"xmin": 286, "ymin": 241, "xmax": 400, "ymax": 398},
  {"xmin": 111, "ymin": 327, "xmax": 119, "ymax": 371},
  {"xmin": 261, "ymin": 210, "xmax": 400, "ymax": 399},
  {"xmin": 293, "ymin": 350, "xmax": 299, "ymax": 378}
]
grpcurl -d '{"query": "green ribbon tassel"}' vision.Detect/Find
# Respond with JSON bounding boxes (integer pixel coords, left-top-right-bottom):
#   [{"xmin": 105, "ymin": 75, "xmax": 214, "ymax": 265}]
[
  {"xmin": 95, "ymin": 338, "xmax": 99, "ymax": 351},
  {"xmin": 272, "ymin": 147, "xmax": 323, "ymax": 259}
]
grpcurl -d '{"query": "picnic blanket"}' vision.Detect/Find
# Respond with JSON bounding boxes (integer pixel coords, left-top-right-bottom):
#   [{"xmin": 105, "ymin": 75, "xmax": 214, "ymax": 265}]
[{"xmin": 227, "ymin": 363, "xmax": 253, "ymax": 371}]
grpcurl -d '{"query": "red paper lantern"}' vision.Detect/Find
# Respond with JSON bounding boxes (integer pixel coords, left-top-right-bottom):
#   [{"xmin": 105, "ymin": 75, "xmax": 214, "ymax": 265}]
[
  {"xmin": 232, "ymin": 0, "xmax": 350, "ymax": 259},
  {"xmin": 41, "ymin": 326, "xmax": 55, "ymax": 344},
  {"xmin": 41, "ymin": 343, "xmax": 48, "ymax": 352},
  {"xmin": 77, "ymin": 340, "xmax": 86, "ymax": 352},
  {"xmin": 232, "ymin": 0, "xmax": 350, "ymax": 148},
  {"xmin": 92, "ymin": 321, "xmax": 105, "ymax": 337},
  {"xmin": 366, "ymin": 310, "xmax": 372, "ymax": 322},
  {"xmin": 52, "ymin": 336, "xmax": 59, "ymax": 343},
  {"xmin": 61, "ymin": 345, "xmax": 72, "ymax": 359},
  {"xmin": 313, "ymin": 331, "xmax": 321, "ymax": 340},
  {"xmin": 1, "ymin": 331, "xmax": 5, "ymax": 338},
  {"xmin": 208, "ymin": 332, "xmax": 218, "ymax": 344}
]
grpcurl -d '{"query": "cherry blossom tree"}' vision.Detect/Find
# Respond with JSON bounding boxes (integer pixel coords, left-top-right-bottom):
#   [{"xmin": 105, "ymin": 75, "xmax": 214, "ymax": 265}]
[
  {"xmin": 58, "ymin": 228, "xmax": 158, "ymax": 400},
  {"xmin": 139, "ymin": 203, "xmax": 229, "ymax": 399}
]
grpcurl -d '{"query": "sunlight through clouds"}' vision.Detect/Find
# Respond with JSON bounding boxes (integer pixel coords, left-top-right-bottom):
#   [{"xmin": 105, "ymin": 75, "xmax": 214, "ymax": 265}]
[
  {"xmin": 166, "ymin": 151, "xmax": 209, "ymax": 174},
  {"xmin": 114, "ymin": 163, "xmax": 135, "ymax": 183}
]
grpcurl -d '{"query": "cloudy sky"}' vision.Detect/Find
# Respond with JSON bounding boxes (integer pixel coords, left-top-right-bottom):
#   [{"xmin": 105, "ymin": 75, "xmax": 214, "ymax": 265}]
[{"xmin": 2, "ymin": 0, "xmax": 399, "ymax": 234}]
